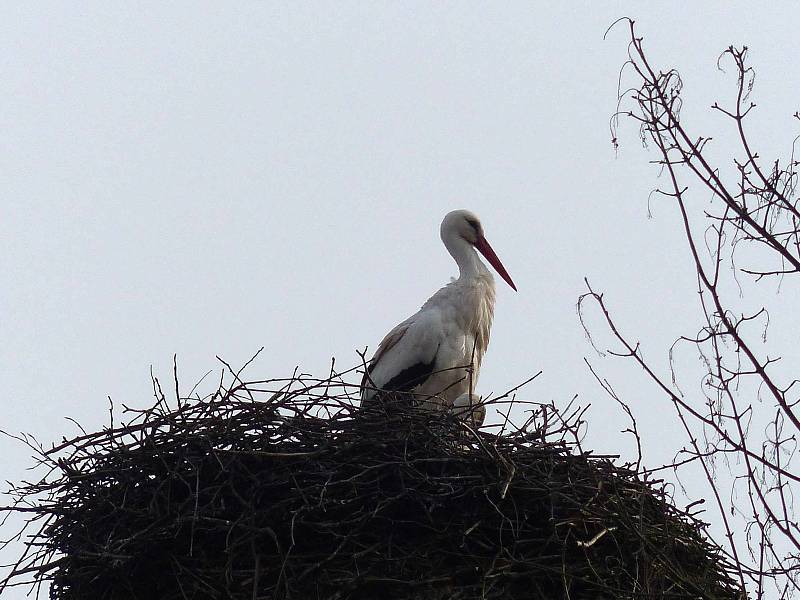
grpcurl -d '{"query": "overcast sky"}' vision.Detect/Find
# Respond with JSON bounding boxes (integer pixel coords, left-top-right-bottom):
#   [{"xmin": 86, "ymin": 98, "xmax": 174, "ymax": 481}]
[{"xmin": 2, "ymin": 3, "xmax": 799, "ymax": 597}]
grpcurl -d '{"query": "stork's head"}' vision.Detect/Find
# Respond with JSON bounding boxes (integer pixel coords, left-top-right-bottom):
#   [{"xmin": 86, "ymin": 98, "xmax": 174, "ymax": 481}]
[
  {"xmin": 441, "ymin": 209, "xmax": 517, "ymax": 291},
  {"xmin": 441, "ymin": 209, "xmax": 484, "ymax": 244}
]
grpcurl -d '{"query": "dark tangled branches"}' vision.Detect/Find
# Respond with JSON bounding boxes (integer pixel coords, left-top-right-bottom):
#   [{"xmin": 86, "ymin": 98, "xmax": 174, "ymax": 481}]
[{"xmin": 0, "ymin": 360, "xmax": 743, "ymax": 599}]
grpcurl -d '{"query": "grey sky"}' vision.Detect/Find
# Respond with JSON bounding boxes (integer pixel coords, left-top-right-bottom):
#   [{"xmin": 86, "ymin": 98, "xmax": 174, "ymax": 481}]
[{"xmin": 2, "ymin": 3, "xmax": 799, "ymax": 597}]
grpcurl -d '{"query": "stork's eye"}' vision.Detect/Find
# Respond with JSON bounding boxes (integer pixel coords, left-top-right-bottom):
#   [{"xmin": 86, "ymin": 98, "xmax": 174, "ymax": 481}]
[{"xmin": 465, "ymin": 218, "xmax": 480, "ymax": 232}]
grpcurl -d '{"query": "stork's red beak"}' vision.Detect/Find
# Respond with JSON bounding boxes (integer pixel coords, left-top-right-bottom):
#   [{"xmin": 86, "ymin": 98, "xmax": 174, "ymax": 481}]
[{"xmin": 475, "ymin": 236, "xmax": 517, "ymax": 291}]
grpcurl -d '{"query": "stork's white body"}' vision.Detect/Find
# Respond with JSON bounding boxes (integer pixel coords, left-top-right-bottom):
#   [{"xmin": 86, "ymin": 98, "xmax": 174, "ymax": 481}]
[
  {"xmin": 364, "ymin": 270, "xmax": 496, "ymax": 410},
  {"xmin": 361, "ymin": 210, "xmax": 515, "ymax": 415}
]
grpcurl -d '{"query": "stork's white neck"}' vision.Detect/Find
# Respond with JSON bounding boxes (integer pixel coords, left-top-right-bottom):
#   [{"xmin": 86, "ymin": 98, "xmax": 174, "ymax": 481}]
[{"xmin": 443, "ymin": 234, "xmax": 488, "ymax": 281}]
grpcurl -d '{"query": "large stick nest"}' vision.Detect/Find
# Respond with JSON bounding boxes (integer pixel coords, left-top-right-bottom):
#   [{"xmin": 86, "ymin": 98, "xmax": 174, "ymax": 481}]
[{"xmin": 2, "ymin": 365, "xmax": 744, "ymax": 599}]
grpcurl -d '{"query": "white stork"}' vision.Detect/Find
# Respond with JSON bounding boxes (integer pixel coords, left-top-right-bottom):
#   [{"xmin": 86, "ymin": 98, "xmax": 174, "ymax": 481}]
[{"xmin": 360, "ymin": 209, "xmax": 516, "ymax": 424}]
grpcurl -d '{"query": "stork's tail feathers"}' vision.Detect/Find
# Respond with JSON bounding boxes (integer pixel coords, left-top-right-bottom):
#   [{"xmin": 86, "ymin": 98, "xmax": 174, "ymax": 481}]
[{"xmin": 451, "ymin": 393, "xmax": 486, "ymax": 428}]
